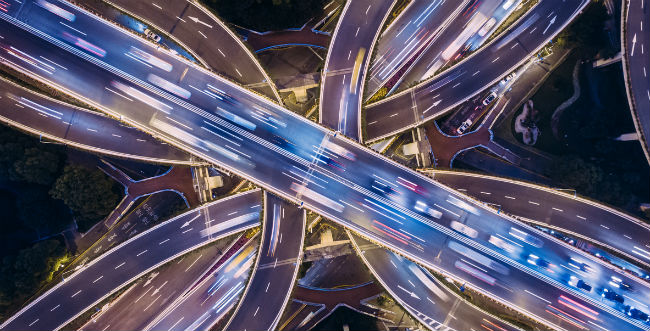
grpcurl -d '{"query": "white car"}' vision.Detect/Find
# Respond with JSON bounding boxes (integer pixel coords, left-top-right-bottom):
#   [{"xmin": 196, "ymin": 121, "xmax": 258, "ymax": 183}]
[
  {"xmin": 488, "ymin": 235, "xmax": 517, "ymax": 253},
  {"xmin": 450, "ymin": 220, "xmax": 478, "ymax": 238},
  {"xmin": 456, "ymin": 119, "xmax": 473, "ymax": 135},
  {"xmin": 414, "ymin": 201, "xmax": 442, "ymax": 219},
  {"xmin": 482, "ymin": 91, "xmax": 498, "ymax": 106},
  {"xmin": 144, "ymin": 28, "xmax": 162, "ymax": 43},
  {"xmin": 478, "ymin": 17, "xmax": 496, "ymax": 37}
]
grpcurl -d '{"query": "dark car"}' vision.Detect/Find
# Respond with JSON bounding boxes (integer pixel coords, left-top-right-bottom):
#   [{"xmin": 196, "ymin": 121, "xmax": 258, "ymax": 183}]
[
  {"xmin": 626, "ymin": 306, "xmax": 650, "ymax": 322},
  {"xmin": 601, "ymin": 288, "xmax": 624, "ymax": 304}
]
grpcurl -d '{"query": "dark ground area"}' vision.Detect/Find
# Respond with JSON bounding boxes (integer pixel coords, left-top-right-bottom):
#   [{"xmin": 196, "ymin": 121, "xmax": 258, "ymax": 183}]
[
  {"xmin": 509, "ymin": 1, "xmax": 649, "ymax": 213},
  {"xmin": 203, "ymin": 0, "xmax": 327, "ymax": 32},
  {"xmin": 312, "ymin": 306, "xmax": 380, "ymax": 331}
]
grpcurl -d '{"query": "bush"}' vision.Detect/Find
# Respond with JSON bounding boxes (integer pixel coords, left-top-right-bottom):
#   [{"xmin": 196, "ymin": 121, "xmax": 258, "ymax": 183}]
[
  {"xmin": 49, "ymin": 165, "xmax": 121, "ymax": 232},
  {"xmin": 0, "ymin": 239, "xmax": 66, "ymax": 313}
]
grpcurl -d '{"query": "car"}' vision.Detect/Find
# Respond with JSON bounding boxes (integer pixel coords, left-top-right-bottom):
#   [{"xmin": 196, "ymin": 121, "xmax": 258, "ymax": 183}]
[
  {"xmin": 488, "ymin": 235, "xmax": 518, "ymax": 254},
  {"xmin": 143, "ymin": 28, "xmax": 161, "ymax": 43},
  {"xmin": 372, "ymin": 180, "xmax": 399, "ymax": 197},
  {"xmin": 414, "ymin": 201, "xmax": 442, "ymax": 219},
  {"xmin": 626, "ymin": 306, "xmax": 650, "ymax": 322},
  {"xmin": 478, "ymin": 17, "xmax": 496, "ymax": 37},
  {"xmin": 610, "ymin": 276, "xmax": 633, "ymax": 291},
  {"xmin": 456, "ymin": 119, "xmax": 473, "ymax": 135},
  {"xmin": 600, "ymin": 288, "xmax": 624, "ymax": 304},
  {"xmin": 527, "ymin": 254, "xmax": 552, "ymax": 269},
  {"xmin": 271, "ymin": 135, "xmax": 296, "ymax": 151},
  {"xmin": 482, "ymin": 91, "xmax": 497, "ymax": 106},
  {"xmin": 569, "ymin": 258, "xmax": 593, "ymax": 273},
  {"xmin": 450, "ymin": 220, "xmax": 478, "ymax": 238},
  {"xmin": 501, "ymin": 72, "xmax": 516, "ymax": 85},
  {"xmin": 568, "ymin": 276, "xmax": 592, "ymax": 292}
]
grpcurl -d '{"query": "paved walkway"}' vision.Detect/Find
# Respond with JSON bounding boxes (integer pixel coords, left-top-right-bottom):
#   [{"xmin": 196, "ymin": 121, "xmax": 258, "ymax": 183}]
[
  {"xmin": 243, "ymin": 24, "xmax": 331, "ymax": 53},
  {"xmin": 99, "ymin": 160, "xmax": 199, "ymax": 227}
]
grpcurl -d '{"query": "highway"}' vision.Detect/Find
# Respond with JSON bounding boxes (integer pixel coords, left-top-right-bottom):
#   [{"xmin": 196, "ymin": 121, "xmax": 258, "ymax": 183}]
[
  {"xmin": 78, "ymin": 237, "xmax": 235, "ymax": 331},
  {"xmin": 364, "ymin": 0, "xmax": 463, "ymax": 98},
  {"xmin": 364, "ymin": 0, "xmax": 590, "ymax": 142},
  {"xmin": 0, "ymin": 76, "xmax": 196, "ymax": 164},
  {"xmin": 147, "ymin": 237, "xmax": 258, "ymax": 331},
  {"xmin": 225, "ymin": 193, "xmax": 306, "ymax": 331},
  {"xmin": 0, "ymin": 190, "xmax": 262, "ymax": 331},
  {"xmin": 430, "ymin": 170, "xmax": 650, "ymax": 270},
  {"xmin": 101, "ymin": 0, "xmax": 281, "ymax": 102},
  {"xmin": 349, "ymin": 233, "xmax": 521, "ymax": 331},
  {"xmin": 622, "ymin": 0, "xmax": 650, "ymax": 163},
  {"xmin": 319, "ymin": 0, "xmax": 395, "ymax": 140},
  {"xmin": 1, "ymin": 3, "xmax": 649, "ymax": 330},
  {"xmin": 391, "ymin": 0, "xmax": 522, "ymax": 94}
]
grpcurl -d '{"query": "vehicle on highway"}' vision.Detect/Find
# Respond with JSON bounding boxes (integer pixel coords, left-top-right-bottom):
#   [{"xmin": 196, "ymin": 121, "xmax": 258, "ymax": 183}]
[
  {"xmin": 143, "ymin": 28, "xmax": 162, "ymax": 43},
  {"xmin": 316, "ymin": 153, "xmax": 345, "ymax": 171},
  {"xmin": 599, "ymin": 288, "xmax": 624, "ymax": 304},
  {"xmin": 414, "ymin": 201, "xmax": 442, "ymax": 219},
  {"xmin": 488, "ymin": 235, "xmax": 518, "ymax": 254},
  {"xmin": 456, "ymin": 119, "xmax": 473, "ymax": 135},
  {"xmin": 508, "ymin": 227, "xmax": 543, "ymax": 247},
  {"xmin": 450, "ymin": 220, "xmax": 478, "ymax": 238},
  {"xmin": 610, "ymin": 276, "xmax": 633, "ymax": 291},
  {"xmin": 372, "ymin": 179, "xmax": 399, "ymax": 199},
  {"xmin": 568, "ymin": 276, "xmax": 592, "ymax": 292},
  {"xmin": 625, "ymin": 306, "xmax": 650, "ymax": 322},
  {"xmin": 324, "ymin": 141, "xmax": 356, "ymax": 160},
  {"xmin": 569, "ymin": 258, "xmax": 593, "ymax": 273},
  {"xmin": 397, "ymin": 176, "xmax": 426, "ymax": 194},
  {"xmin": 478, "ymin": 17, "xmax": 496, "ymax": 37},
  {"xmin": 526, "ymin": 254, "xmax": 553, "ymax": 270},
  {"xmin": 208, "ymin": 84, "xmax": 240, "ymax": 106},
  {"xmin": 500, "ymin": 72, "xmax": 516, "ymax": 85},
  {"xmin": 482, "ymin": 91, "xmax": 497, "ymax": 106}
]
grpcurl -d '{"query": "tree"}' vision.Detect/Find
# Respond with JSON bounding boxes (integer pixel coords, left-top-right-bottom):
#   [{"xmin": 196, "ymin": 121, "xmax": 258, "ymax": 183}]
[
  {"xmin": 0, "ymin": 239, "xmax": 65, "ymax": 312},
  {"xmin": 549, "ymin": 155, "xmax": 603, "ymax": 196},
  {"xmin": 49, "ymin": 165, "xmax": 120, "ymax": 231},
  {"xmin": 205, "ymin": 0, "xmax": 325, "ymax": 31},
  {"xmin": 11, "ymin": 147, "xmax": 64, "ymax": 185}
]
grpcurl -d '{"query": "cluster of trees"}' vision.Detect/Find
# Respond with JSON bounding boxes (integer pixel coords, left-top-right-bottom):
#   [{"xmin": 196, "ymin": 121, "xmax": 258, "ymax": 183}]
[
  {"xmin": 0, "ymin": 239, "xmax": 65, "ymax": 315},
  {"xmin": 203, "ymin": 0, "xmax": 325, "ymax": 31},
  {"xmin": 554, "ymin": 1, "xmax": 613, "ymax": 58},
  {"xmin": 0, "ymin": 125, "xmax": 121, "ymax": 316}
]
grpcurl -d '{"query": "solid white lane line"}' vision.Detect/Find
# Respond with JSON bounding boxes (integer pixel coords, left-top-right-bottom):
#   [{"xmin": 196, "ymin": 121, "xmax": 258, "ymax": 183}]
[
  {"xmin": 115, "ymin": 262, "xmax": 125, "ymax": 269},
  {"xmin": 50, "ymin": 304, "xmax": 60, "ymax": 311},
  {"xmin": 93, "ymin": 275, "xmax": 103, "ymax": 283},
  {"xmin": 137, "ymin": 250, "xmax": 148, "ymax": 256},
  {"xmin": 159, "ymin": 238, "xmax": 170, "ymax": 245},
  {"xmin": 528, "ymin": 201, "xmax": 539, "ymax": 205},
  {"xmin": 185, "ymin": 254, "xmax": 202, "ymax": 272},
  {"xmin": 576, "ymin": 215, "xmax": 587, "ymax": 220},
  {"xmin": 524, "ymin": 290, "xmax": 551, "ymax": 303},
  {"xmin": 552, "ymin": 207, "xmax": 563, "ymax": 212},
  {"xmin": 71, "ymin": 290, "xmax": 82, "ymax": 298},
  {"xmin": 505, "ymin": 195, "xmax": 516, "ymax": 199}
]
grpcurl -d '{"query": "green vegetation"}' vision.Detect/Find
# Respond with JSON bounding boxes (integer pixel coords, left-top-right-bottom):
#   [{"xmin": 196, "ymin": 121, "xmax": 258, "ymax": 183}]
[
  {"xmin": 554, "ymin": 0, "xmax": 613, "ymax": 58},
  {"xmin": 0, "ymin": 239, "xmax": 67, "ymax": 320},
  {"xmin": 49, "ymin": 165, "xmax": 121, "ymax": 232},
  {"xmin": 202, "ymin": 0, "xmax": 326, "ymax": 31},
  {"xmin": 0, "ymin": 125, "xmax": 123, "ymax": 319}
]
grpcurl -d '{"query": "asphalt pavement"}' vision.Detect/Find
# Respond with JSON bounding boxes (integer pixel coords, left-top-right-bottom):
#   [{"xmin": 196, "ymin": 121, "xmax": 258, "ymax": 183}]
[
  {"xmin": 97, "ymin": 0, "xmax": 280, "ymax": 101},
  {"xmin": 364, "ymin": 0, "xmax": 590, "ymax": 142},
  {"xmin": 622, "ymin": 0, "xmax": 650, "ymax": 163},
  {"xmin": 0, "ymin": 77, "xmax": 194, "ymax": 164},
  {"xmin": 225, "ymin": 193, "xmax": 306, "ymax": 331},
  {"xmin": 0, "ymin": 190, "xmax": 262, "ymax": 331},
  {"xmin": 349, "ymin": 233, "xmax": 521, "ymax": 331},
  {"xmin": 320, "ymin": 0, "xmax": 395, "ymax": 140},
  {"xmin": 1, "ymin": 3, "xmax": 649, "ymax": 330},
  {"xmin": 431, "ymin": 170, "xmax": 650, "ymax": 270}
]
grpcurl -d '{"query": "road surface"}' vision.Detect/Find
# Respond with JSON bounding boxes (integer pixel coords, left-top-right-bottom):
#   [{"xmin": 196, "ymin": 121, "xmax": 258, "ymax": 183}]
[
  {"xmin": 1, "ymin": 3, "xmax": 648, "ymax": 330},
  {"xmin": 320, "ymin": 0, "xmax": 395, "ymax": 140},
  {"xmin": 0, "ymin": 190, "xmax": 262, "ymax": 331},
  {"xmin": 364, "ymin": 0, "xmax": 590, "ymax": 142},
  {"xmin": 622, "ymin": 0, "xmax": 650, "ymax": 163},
  {"xmin": 225, "ymin": 193, "xmax": 306, "ymax": 331}
]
